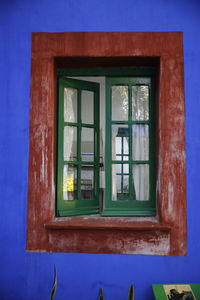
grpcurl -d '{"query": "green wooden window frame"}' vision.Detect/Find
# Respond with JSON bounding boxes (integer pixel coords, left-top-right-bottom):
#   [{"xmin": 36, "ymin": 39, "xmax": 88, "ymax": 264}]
[
  {"xmin": 57, "ymin": 78, "xmax": 100, "ymax": 216},
  {"xmin": 56, "ymin": 67, "xmax": 156, "ymax": 217},
  {"xmin": 103, "ymin": 77, "xmax": 155, "ymax": 216}
]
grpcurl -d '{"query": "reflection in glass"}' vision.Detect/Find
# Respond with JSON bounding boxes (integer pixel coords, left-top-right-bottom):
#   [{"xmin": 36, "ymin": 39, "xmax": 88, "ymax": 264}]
[
  {"xmin": 132, "ymin": 125, "xmax": 149, "ymax": 160},
  {"xmin": 64, "ymin": 126, "xmax": 77, "ymax": 161},
  {"xmin": 81, "ymin": 166, "xmax": 94, "ymax": 199},
  {"xmin": 112, "ymin": 86, "xmax": 128, "ymax": 121},
  {"xmin": 112, "ymin": 164, "xmax": 129, "ymax": 201},
  {"xmin": 112, "ymin": 125, "xmax": 129, "ymax": 160},
  {"xmin": 132, "ymin": 164, "xmax": 149, "ymax": 200},
  {"xmin": 63, "ymin": 165, "xmax": 77, "ymax": 200},
  {"xmin": 81, "ymin": 90, "xmax": 94, "ymax": 124},
  {"xmin": 132, "ymin": 85, "xmax": 149, "ymax": 120},
  {"xmin": 64, "ymin": 88, "xmax": 77, "ymax": 122},
  {"xmin": 81, "ymin": 127, "xmax": 94, "ymax": 161}
]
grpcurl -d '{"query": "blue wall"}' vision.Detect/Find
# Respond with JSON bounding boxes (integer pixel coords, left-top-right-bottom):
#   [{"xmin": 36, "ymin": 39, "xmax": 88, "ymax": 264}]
[{"xmin": 0, "ymin": 0, "xmax": 200, "ymax": 299}]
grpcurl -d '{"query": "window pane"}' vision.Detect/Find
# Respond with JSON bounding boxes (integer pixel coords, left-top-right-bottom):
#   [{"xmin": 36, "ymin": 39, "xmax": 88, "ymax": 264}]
[
  {"xmin": 132, "ymin": 164, "xmax": 149, "ymax": 200},
  {"xmin": 112, "ymin": 86, "xmax": 128, "ymax": 121},
  {"xmin": 63, "ymin": 165, "xmax": 77, "ymax": 200},
  {"xmin": 81, "ymin": 90, "xmax": 94, "ymax": 124},
  {"xmin": 112, "ymin": 164, "xmax": 129, "ymax": 201},
  {"xmin": 64, "ymin": 88, "xmax": 77, "ymax": 122},
  {"xmin": 81, "ymin": 127, "xmax": 94, "ymax": 161},
  {"xmin": 132, "ymin": 86, "xmax": 149, "ymax": 120},
  {"xmin": 112, "ymin": 125, "xmax": 129, "ymax": 160},
  {"xmin": 132, "ymin": 125, "xmax": 149, "ymax": 160},
  {"xmin": 81, "ymin": 166, "xmax": 94, "ymax": 199},
  {"xmin": 63, "ymin": 126, "xmax": 77, "ymax": 161}
]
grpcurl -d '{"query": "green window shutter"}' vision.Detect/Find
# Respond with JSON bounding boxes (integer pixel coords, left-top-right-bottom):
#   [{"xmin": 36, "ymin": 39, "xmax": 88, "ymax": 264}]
[
  {"xmin": 57, "ymin": 77, "xmax": 100, "ymax": 216},
  {"xmin": 102, "ymin": 77, "xmax": 156, "ymax": 216}
]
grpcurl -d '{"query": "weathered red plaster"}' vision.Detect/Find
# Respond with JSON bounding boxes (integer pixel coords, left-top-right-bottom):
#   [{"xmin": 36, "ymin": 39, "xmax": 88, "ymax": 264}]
[{"xmin": 26, "ymin": 32, "xmax": 186, "ymax": 255}]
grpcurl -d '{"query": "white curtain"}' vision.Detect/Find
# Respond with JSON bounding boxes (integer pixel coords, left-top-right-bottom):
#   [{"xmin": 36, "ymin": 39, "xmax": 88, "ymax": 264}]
[
  {"xmin": 133, "ymin": 164, "xmax": 149, "ymax": 201},
  {"xmin": 64, "ymin": 88, "xmax": 76, "ymax": 122},
  {"xmin": 111, "ymin": 125, "xmax": 149, "ymax": 201},
  {"xmin": 132, "ymin": 125, "xmax": 149, "ymax": 200}
]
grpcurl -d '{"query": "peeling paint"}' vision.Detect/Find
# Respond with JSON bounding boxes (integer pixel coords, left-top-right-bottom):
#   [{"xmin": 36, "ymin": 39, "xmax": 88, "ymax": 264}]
[
  {"xmin": 124, "ymin": 236, "xmax": 170, "ymax": 255},
  {"xmin": 27, "ymin": 32, "xmax": 186, "ymax": 255},
  {"xmin": 167, "ymin": 181, "xmax": 174, "ymax": 215}
]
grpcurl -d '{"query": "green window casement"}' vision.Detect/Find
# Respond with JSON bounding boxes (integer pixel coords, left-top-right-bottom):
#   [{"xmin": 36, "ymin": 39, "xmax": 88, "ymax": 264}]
[
  {"xmin": 56, "ymin": 68, "xmax": 156, "ymax": 217},
  {"xmin": 103, "ymin": 77, "xmax": 155, "ymax": 216},
  {"xmin": 57, "ymin": 78, "xmax": 100, "ymax": 216}
]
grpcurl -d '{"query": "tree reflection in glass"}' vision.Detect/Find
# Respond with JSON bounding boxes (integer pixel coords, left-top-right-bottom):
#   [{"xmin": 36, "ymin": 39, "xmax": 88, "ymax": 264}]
[
  {"xmin": 112, "ymin": 86, "xmax": 128, "ymax": 121},
  {"xmin": 132, "ymin": 85, "xmax": 149, "ymax": 120}
]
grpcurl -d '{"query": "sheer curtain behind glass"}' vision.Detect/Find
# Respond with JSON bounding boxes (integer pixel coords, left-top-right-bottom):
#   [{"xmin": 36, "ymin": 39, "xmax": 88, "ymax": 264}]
[
  {"xmin": 132, "ymin": 85, "xmax": 149, "ymax": 201},
  {"xmin": 112, "ymin": 85, "xmax": 149, "ymax": 201}
]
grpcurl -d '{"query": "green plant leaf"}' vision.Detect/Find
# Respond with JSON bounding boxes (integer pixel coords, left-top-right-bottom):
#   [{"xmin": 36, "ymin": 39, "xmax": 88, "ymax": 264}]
[
  {"xmin": 128, "ymin": 284, "xmax": 134, "ymax": 300},
  {"xmin": 98, "ymin": 288, "xmax": 105, "ymax": 300},
  {"xmin": 50, "ymin": 265, "xmax": 57, "ymax": 300}
]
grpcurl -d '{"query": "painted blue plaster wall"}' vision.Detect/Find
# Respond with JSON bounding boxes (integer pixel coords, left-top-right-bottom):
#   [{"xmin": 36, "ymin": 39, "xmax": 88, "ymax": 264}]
[{"xmin": 0, "ymin": 0, "xmax": 200, "ymax": 299}]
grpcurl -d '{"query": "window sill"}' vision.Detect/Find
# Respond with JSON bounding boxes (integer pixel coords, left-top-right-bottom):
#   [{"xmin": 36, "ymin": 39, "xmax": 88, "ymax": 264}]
[
  {"xmin": 45, "ymin": 217, "xmax": 171, "ymax": 232},
  {"xmin": 43, "ymin": 216, "xmax": 171, "ymax": 254}
]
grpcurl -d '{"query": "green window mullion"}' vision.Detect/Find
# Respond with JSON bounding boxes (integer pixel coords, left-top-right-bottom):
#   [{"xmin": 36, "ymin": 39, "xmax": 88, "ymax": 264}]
[
  {"xmin": 111, "ymin": 160, "xmax": 150, "ymax": 164},
  {"xmin": 63, "ymin": 122, "xmax": 95, "ymax": 129},
  {"xmin": 121, "ymin": 138, "xmax": 125, "ymax": 197},
  {"xmin": 105, "ymin": 83, "xmax": 112, "ymax": 207},
  {"xmin": 76, "ymin": 162, "xmax": 81, "ymax": 201},
  {"xmin": 131, "ymin": 160, "xmax": 150, "ymax": 164},
  {"xmin": 57, "ymin": 80, "xmax": 65, "ymax": 213},
  {"xmin": 111, "ymin": 160, "xmax": 130, "ymax": 164},
  {"xmin": 121, "ymin": 137, "xmax": 124, "ymax": 162},
  {"xmin": 128, "ymin": 84, "xmax": 132, "ymax": 121},
  {"xmin": 79, "ymin": 123, "xmax": 95, "ymax": 129},
  {"xmin": 77, "ymin": 89, "xmax": 82, "ymax": 200},
  {"xmin": 129, "ymin": 85, "xmax": 136, "ymax": 201},
  {"xmin": 94, "ymin": 87, "xmax": 100, "ymax": 200},
  {"xmin": 128, "ymin": 85, "xmax": 135, "ymax": 200},
  {"xmin": 111, "ymin": 120, "xmax": 150, "ymax": 125},
  {"xmin": 63, "ymin": 122, "xmax": 79, "ymax": 127},
  {"xmin": 148, "ymin": 84, "xmax": 152, "ymax": 203},
  {"xmin": 148, "ymin": 81, "xmax": 155, "ymax": 206}
]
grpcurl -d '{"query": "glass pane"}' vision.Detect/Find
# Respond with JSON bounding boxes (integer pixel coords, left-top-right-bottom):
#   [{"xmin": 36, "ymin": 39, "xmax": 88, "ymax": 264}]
[
  {"xmin": 81, "ymin": 166, "xmax": 94, "ymax": 199},
  {"xmin": 112, "ymin": 164, "xmax": 129, "ymax": 201},
  {"xmin": 132, "ymin": 164, "xmax": 149, "ymax": 200},
  {"xmin": 132, "ymin": 125, "xmax": 149, "ymax": 160},
  {"xmin": 64, "ymin": 88, "xmax": 77, "ymax": 122},
  {"xmin": 112, "ymin": 86, "xmax": 128, "ymax": 121},
  {"xmin": 81, "ymin": 90, "xmax": 94, "ymax": 124},
  {"xmin": 63, "ymin": 165, "xmax": 77, "ymax": 200},
  {"xmin": 63, "ymin": 126, "xmax": 77, "ymax": 161},
  {"xmin": 132, "ymin": 85, "xmax": 149, "ymax": 120},
  {"xmin": 112, "ymin": 125, "xmax": 129, "ymax": 160},
  {"xmin": 81, "ymin": 127, "xmax": 94, "ymax": 161}
]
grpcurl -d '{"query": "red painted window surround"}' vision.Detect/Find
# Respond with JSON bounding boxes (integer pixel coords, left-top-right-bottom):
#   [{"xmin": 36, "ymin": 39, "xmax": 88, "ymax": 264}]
[{"xmin": 26, "ymin": 32, "xmax": 186, "ymax": 255}]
